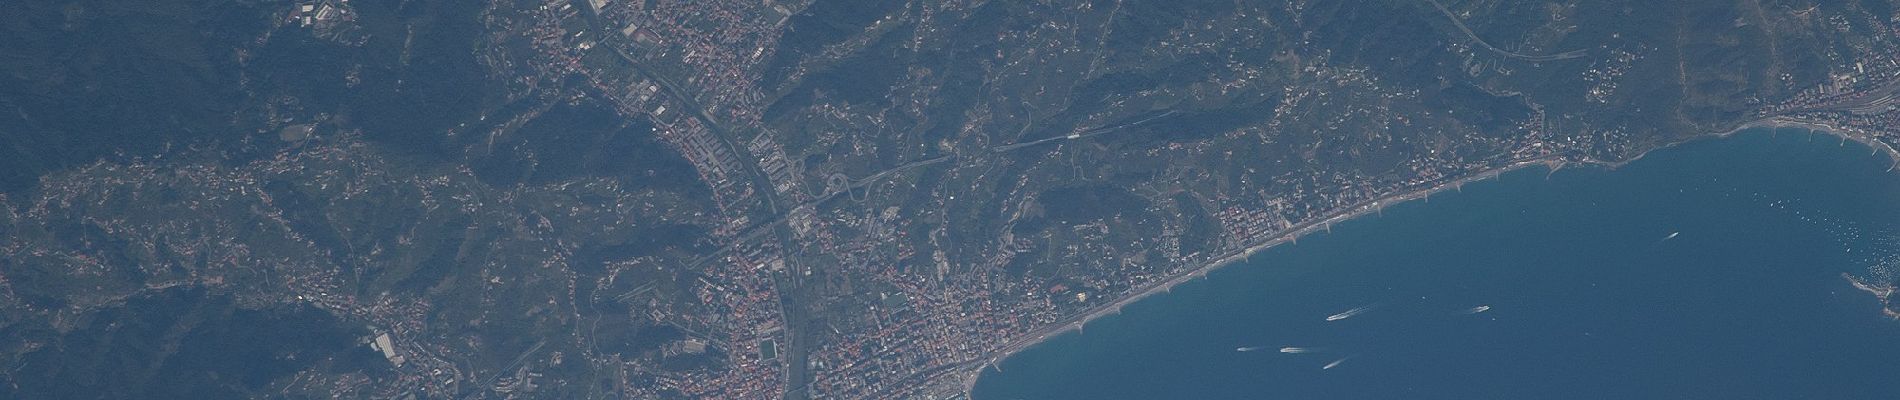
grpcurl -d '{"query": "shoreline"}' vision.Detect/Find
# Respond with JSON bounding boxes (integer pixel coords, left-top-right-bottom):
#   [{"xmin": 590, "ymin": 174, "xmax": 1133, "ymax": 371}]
[
  {"xmin": 956, "ymin": 153, "xmax": 1567, "ymax": 393},
  {"xmin": 955, "ymin": 119, "xmax": 1897, "ymax": 395},
  {"xmin": 1603, "ymin": 117, "xmax": 1900, "ymax": 171}
]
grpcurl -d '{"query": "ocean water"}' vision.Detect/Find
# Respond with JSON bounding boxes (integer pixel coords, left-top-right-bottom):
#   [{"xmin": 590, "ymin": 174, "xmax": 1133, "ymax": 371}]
[{"xmin": 973, "ymin": 129, "xmax": 1900, "ymax": 399}]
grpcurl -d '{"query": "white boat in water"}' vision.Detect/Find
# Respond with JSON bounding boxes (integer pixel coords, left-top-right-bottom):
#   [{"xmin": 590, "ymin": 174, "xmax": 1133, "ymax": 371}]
[
  {"xmin": 1323, "ymin": 355, "xmax": 1356, "ymax": 370},
  {"xmin": 1327, "ymin": 304, "xmax": 1378, "ymax": 321}
]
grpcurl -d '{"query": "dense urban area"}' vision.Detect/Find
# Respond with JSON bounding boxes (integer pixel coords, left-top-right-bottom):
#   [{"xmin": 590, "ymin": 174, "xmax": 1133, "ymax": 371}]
[{"xmin": 3, "ymin": 0, "xmax": 1900, "ymax": 398}]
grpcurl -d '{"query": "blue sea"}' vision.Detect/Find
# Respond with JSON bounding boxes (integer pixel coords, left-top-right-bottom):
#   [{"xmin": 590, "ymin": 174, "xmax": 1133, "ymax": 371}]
[{"xmin": 973, "ymin": 129, "xmax": 1900, "ymax": 399}]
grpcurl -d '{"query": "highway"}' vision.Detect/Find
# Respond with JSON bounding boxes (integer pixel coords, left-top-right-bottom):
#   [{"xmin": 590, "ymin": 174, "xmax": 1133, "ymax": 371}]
[{"xmin": 1423, "ymin": 0, "xmax": 1588, "ymax": 62}]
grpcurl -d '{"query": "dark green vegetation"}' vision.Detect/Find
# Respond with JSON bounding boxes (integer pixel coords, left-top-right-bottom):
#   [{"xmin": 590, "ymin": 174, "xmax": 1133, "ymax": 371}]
[
  {"xmin": 0, "ymin": 0, "xmax": 1898, "ymax": 398},
  {"xmin": 0, "ymin": 1, "xmax": 269, "ymax": 192},
  {"xmin": 3, "ymin": 288, "xmax": 382, "ymax": 399}
]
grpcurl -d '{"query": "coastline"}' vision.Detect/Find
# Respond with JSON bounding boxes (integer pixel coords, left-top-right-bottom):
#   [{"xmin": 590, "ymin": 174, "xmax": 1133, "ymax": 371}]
[
  {"xmin": 955, "ymin": 118, "xmax": 1900, "ymax": 396},
  {"xmin": 956, "ymin": 153, "xmax": 1567, "ymax": 393},
  {"xmin": 1603, "ymin": 117, "xmax": 1900, "ymax": 171}
]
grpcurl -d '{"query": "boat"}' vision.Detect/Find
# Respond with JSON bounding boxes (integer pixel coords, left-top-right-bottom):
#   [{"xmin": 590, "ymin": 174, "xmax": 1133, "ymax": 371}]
[
  {"xmin": 1327, "ymin": 304, "xmax": 1378, "ymax": 321},
  {"xmin": 1322, "ymin": 355, "xmax": 1356, "ymax": 370}
]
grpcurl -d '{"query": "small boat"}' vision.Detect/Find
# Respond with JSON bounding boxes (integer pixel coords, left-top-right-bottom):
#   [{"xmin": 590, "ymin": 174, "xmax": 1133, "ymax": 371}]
[
  {"xmin": 1327, "ymin": 304, "xmax": 1378, "ymax": 321},
  {"xmin": 1322, "ymin": 355, "xmax": 1356, "ymax": 370}
]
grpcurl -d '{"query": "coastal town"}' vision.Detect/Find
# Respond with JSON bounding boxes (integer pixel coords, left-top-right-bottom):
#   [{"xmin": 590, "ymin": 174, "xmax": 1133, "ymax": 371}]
[
  {"xmin": 444, "ymin": 0, "xmax": 1900, "ymax": 398},
  {"xmin": 4, "ymin": 0, "xmax": 1900, "ymax": 398}
]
